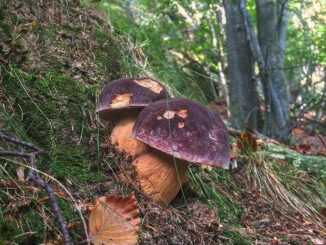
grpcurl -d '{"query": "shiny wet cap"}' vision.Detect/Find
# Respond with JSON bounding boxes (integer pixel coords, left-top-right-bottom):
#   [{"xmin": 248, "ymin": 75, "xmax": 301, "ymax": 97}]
[{"xmin": 131, "ymin": 98, "xmax": 230, "ymax": 168}]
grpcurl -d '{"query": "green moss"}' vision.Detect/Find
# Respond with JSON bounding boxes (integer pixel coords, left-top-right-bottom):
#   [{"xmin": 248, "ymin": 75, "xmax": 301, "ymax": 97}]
[
  {"xmin": 51, "ymin": 144, "xmax": 105, "ymax": 182},
  {"xmin": 0, "ymin": 4, "xmax": 4, "ymax": 20},
  {"xmin": 0, "ymin": 192, "xmax": 10, "ymax": 207},
  {"xmin": 94, "ymin": 28, "xmax": 108, "ymax": 41},
  {"xmin": 0, "ymin": 21, "xmax": 11, "ymax": 37},
  {"xmin": 43, "ymin": 55, "xmax": 65, "ymax": 71},
  {"xmin": 3, "ymin": 69, "xmax": 104, "ymax": 183},
  {"xmin": 64, "ymin": 24, "xmax": 83, "ymax": 33},
  {"xmin": 92, "ymin": 28, "xmax": 121, "ymax": 78},
  {"xmin": 56, "ymin": 197, "xmax": 79, "ymax": 222}
]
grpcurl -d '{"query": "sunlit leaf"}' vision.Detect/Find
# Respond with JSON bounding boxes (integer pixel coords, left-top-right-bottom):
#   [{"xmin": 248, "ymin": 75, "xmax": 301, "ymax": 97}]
[
  {"xmin": 89, "ymin": 192, "xmax": 140, "ymax": 245},
  {"xmin": 237, "ymin": 131, "xmax": 257, "ymax": 153}
]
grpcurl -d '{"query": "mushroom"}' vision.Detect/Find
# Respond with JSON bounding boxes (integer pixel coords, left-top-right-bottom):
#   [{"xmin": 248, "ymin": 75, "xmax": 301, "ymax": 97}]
[
  {"xmin": 131, "ymin": 98, "xmax": 230, "ymax": 204},
  {"xmin": 96, "ymin": 78, "xmax": 169, "ymax": 159}
]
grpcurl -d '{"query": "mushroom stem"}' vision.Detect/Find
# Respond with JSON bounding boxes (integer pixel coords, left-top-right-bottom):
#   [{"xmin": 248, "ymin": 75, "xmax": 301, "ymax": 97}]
[
  {"xmin": 132, "ymin": 150, "xmax": 188, "ymax": 204},
  {"xmin": 110, "ymin": 111, "xmax": 149, "ymax": 159}
]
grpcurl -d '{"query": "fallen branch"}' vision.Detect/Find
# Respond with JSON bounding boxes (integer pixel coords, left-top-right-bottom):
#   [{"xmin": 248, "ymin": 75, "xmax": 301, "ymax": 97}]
[
  {"xmin": 227, "ymin": 126, "xmax": 280, "ymax": 144},
  {"xmin": 0, "ymin": 133, "xmax": 71, "ymax": 245},
  {"xmin": 303, "ymin": 116, "xmax": 326, "ymax": 128}
]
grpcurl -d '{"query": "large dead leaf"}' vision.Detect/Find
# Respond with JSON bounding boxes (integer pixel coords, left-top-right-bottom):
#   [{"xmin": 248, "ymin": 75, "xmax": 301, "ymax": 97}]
[{"xmin": 89, "ymin": 192, "xmax": 140, "ymax": 245}]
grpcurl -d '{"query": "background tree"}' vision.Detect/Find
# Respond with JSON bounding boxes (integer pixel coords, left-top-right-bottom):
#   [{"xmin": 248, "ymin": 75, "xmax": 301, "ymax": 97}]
[
  {"xmin": 223, "ymin": 0, "xmax": 291, "ymax": 140},
  {"xmin": 256, "ymin": 0, "xmax": 291, "ymax": 139},
  {"xmin": 223, "ymin": 0, "xmax": 261, "ymax": 130}
]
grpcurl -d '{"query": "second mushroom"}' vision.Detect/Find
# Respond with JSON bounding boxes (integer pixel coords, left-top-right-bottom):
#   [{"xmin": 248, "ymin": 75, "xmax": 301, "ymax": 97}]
[
  {"xmin": 96, "ymin": 78, "xmax": 169, "ymax": 159},
  {"xmin": 131, "ymin": 98, "xmax": 230, "ymax": 204}
]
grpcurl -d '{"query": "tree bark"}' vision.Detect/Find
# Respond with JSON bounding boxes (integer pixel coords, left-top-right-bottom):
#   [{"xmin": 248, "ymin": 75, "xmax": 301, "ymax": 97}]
[
  {"xmin": 223, "ymin": 0, "xmax": 260, "ymax": 130},
  {"xmin": 215, "ymin": 7, "xmax": 230, "ymax": 115},
  {"xmin": 256, "ymin": 0, "xmax": 291, "ymax": 140}
]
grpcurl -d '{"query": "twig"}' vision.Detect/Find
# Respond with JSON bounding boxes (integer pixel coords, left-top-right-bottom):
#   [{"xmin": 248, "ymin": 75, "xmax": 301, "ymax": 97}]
[
  {"xmin": 0, "ymin": 133, "xmax": 71, "ymax": 245},
  {"xmin": 0, "ymin": 151, "xmax": 30, "ymax": 158},
  {"xmin": 227, "ymin": 126, "xmax": 281, "ymax": 145},
  {"xmin": 0, "ymin": 133, "xmax": 41, "ymax": 151}
]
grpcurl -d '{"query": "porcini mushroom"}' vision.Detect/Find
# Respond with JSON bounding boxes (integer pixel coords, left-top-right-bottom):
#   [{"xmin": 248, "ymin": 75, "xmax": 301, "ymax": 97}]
[
  {"xmin": 96, "ymin": 78, "xmax": 169, "ymax": 159},
  {"xmin": 131, "ymin": 98, "xmax": 230, "ymax": 204}
]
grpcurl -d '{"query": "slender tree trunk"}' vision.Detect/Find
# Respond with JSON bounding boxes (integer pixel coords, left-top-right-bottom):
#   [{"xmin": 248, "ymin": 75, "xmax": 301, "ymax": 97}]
[
  {"xmin": 215, "ymin": 7, "xmax": 230, "ymax": 115},
  {"xmin": 223, "ymin": 0, "xmax": 260, "ymax": 129},
  {"xmin": 256, "ymin": 0, "xmax": 291, "ymax": 140}
]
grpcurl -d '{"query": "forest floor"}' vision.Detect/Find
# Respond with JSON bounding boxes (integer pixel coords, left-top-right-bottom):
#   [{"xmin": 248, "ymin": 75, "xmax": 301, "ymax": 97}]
[{"xmin": 0, "ymin": 1, "xmax": 326, "ymax": 244}]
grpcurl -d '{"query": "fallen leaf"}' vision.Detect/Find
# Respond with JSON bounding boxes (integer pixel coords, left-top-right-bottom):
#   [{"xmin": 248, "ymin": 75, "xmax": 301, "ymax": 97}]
[
  {"xmin": 89, "ymin": 192, "xmax": 140, "ymax": 245},
  {"xmin": 270, "ymin": 238, "xmax": 280, "ymax": 244},
  {"xmin": 7, "ymin": 215, "xmax": 16, "ymax": 222},
  {"xmin": 7, "ymin": 180, "xmax": 18, "ymax": 188},
  {"xmin": 237, "ymin": 131, "xmax": 257, "ymax": 153}
]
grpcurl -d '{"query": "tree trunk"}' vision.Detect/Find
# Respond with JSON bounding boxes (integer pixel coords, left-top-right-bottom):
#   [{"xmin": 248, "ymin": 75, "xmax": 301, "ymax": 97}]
[
  {"xmin": 215, "ymin": 7, "xmax": 230, "ymax": 116},
  {"xmin": 223, "ymin": 0, "xmax": 260, "ymax": 130},
  {"xmin": 256, "ymin": 0, "xmax": 291, "ymax": 140}
]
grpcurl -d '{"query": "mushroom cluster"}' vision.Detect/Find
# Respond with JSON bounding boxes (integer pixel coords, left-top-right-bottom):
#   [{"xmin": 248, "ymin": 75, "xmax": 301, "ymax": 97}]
[
  {"xmin": 97, "ymin": 78, "xmax": 230, "ymax": 204},
  {"xmin": 96, "ymin": 77, "xmax": 169, "ymax": 159}
]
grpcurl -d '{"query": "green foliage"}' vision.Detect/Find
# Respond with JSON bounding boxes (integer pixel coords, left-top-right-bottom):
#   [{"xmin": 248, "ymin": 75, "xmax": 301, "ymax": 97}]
[
  {"xmin": 98, "ymin": 0, "xmax": 217, "ymax": 103},
  {"xmin": 2, "ymin": 68, "xmax": 105, "ymax": 183}
]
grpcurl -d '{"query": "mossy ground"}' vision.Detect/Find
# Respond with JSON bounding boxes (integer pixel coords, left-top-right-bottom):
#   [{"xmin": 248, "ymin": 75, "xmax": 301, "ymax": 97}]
[{"xmin": 0, "ymin": 0, "xmax": 122, "ymax": 243}]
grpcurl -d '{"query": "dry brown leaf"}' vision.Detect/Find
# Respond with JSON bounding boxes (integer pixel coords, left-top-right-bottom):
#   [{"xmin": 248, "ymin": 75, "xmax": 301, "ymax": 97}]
[
  {"xmin": 237, "ymin": 131, "xmax": 257, "ymax": 153},
  {"xmin": 89, "ymin": 192, "xmax": 140, "ymax": 245}
]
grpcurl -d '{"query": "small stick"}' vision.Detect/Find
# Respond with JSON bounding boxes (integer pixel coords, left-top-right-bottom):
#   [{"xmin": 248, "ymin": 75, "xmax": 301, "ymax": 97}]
[
  {"xmin": 0, "ymin": 133, "xmax": 71, "ymax": 245},
  {"xmin": 0, "ymin": 151, "xmax": 30, "ymax": 158},
  {"xmin": 0, "ymin": 133, "xmax": 41, "ymax": 151}
]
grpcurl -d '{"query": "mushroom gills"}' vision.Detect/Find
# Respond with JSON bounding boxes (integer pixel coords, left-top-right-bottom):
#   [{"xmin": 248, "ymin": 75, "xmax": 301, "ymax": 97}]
[{"xmin": 132, "ymin": 150, "xmax": 188, "ymax": 204}]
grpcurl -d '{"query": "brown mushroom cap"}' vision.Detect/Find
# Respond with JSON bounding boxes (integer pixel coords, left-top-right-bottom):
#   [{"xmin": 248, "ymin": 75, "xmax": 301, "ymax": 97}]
[
  {"xmin": 96, "ymin": 78, "xmax": 169, "ymax": 121},
  {"xmin": 131, "ymin": 98, "xmax": 230, "ymax": 168}
]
